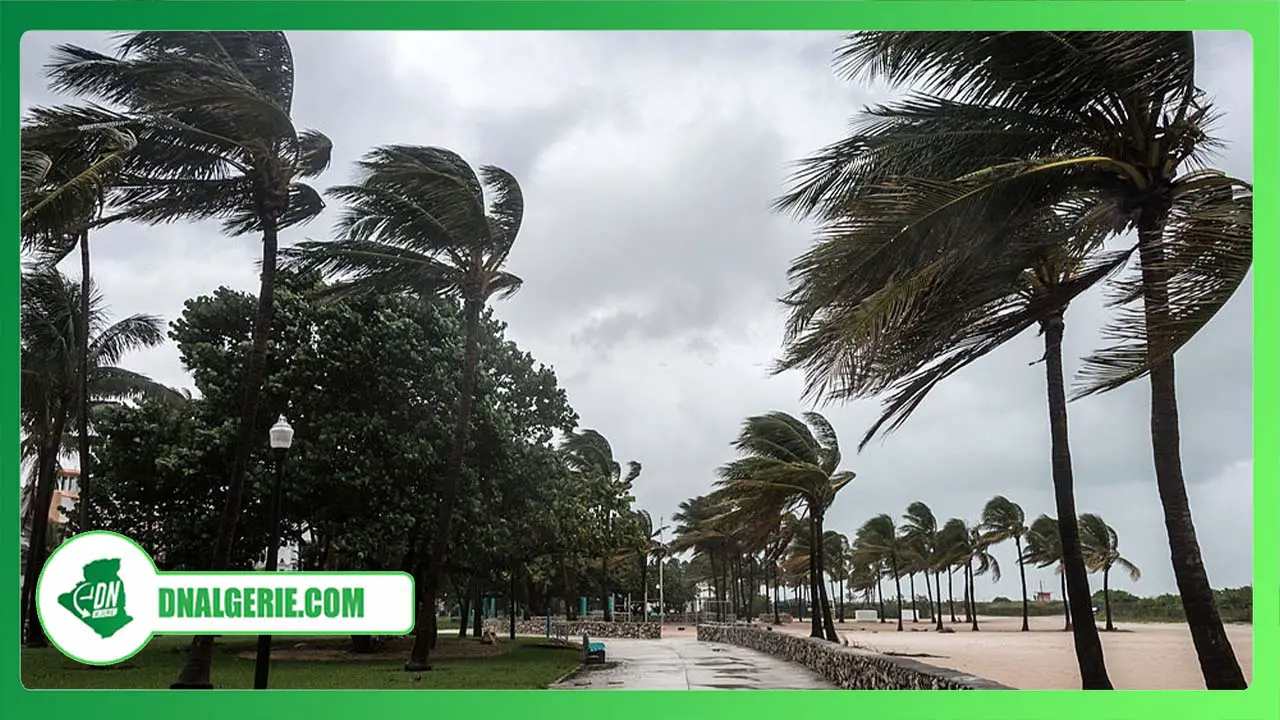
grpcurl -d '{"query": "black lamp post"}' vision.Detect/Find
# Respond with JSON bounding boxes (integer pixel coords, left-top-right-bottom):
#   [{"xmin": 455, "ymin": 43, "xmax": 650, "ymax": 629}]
[{"xmin": 253, "ymin": 415, "xmax": 293, "ymax": 690}]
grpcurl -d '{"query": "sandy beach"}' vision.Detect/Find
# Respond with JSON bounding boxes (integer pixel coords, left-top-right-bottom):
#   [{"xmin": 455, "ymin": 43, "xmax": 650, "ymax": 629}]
[{"xmin": 663, "ymin": 616, "xmax": 1253, "ymax": 690}]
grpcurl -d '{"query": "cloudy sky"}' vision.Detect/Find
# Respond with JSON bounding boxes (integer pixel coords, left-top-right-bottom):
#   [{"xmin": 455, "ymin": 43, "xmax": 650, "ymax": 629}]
[{"xmin": 20, "ymin": 32, "xmax": 1252, "ymax": 602}]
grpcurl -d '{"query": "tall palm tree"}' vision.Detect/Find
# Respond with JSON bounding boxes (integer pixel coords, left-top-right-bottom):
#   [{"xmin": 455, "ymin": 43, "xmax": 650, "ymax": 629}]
[
  {"xmin": 716, "ymin": 411, "xmax": 855, "ymax": 641},
  {"xmin": 936, "ymin": 518, "xmax": 969, "ymax": 625},
  {"xmin": 980, "ymin": 496, "xmax": 1032, "ymax": 631},
  {"xmin": 854, "ymin": 515, "xmax": 906, "ymax": 632},
  {"xmin": 900, "ymin": 501, "xmax": 942, "ymax": 630},
  {"xmin": 1080, "ymin": 514, "xmax": 1142, "ymax": 632},
  {"xmin": 288, "ymin": 145, "xmax": 523, "ymax": 670},
  {"xmin": 775, "ymin": 192, "xmax": 1122, "ymax": 684},
  {"xmin": 779, "ymin": 32, "xmax": 1249, "ymax": 689},
  {"xmin": 560, "ymin": 429, "xmax": 640, "ymax": 623},
  {"xmin": 670, "ymin": 495, "xmax": 731, "ymax": 619},
  {"xmin": 1022, "ymin": 514, "xmax": 1072, "ymax": 631},
  {"xmin": 21, "ymin": 111, "xmax": 139, "ymax": 534},
  {"xmin": 46, "ymin": 31, "xmax": 333, "ymax": 687},
  {"xmin": 19, "ymin": 268, "xmax": 175, "ymax": 646}
]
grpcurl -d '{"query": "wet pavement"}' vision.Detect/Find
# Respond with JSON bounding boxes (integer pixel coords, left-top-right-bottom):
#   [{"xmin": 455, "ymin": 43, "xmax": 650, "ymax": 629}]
[{"xmin": 549, "ymin": 637, "xmax": 836, "ymax": 690}]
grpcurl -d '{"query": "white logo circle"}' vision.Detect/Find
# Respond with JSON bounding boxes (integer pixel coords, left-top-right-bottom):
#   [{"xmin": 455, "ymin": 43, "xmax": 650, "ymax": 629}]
[{"xmin": 36, "ymin": 531, "xmax": 158, "ymax": 665}]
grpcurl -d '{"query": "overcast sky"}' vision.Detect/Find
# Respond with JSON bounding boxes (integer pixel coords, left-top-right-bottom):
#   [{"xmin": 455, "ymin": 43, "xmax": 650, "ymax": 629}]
[{"xmin": 20, "ymin": 31, "xmax": 1252, "ymax": 602}]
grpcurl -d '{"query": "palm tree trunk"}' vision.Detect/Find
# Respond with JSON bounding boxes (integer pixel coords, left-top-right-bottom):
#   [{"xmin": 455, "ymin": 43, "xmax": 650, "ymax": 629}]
[
  {"xmin": 968, "ymin": 560, "xmax": 979, "ymax": 632},
  {"xmin": 21, "ymin": 428, "xmax": 66, "ymax": 647},
  {"xmin": 1042, "ymin": 312, "xmax": 1112, "ymax": 689},
  {"xmin": 876, "ymin": 576, "xmax": 885, "ymax": 623},
  {"xmin": 173, "ymin": 220, "xmax": 282, "ymax": 689},
  {"xmin": 963, "ymin": 563, "xmax": 972, "ymax": 623},
  {"xmin": 76, "ymin": 230, "xmax": 92, "ymax": 532},
  {"xmin": 1061, "ymin": 569, "xmax": 1072, "ymax": 631},
  {"xmin": 923, "ymin": 569, "xmax": 933, "ymax": 624},
  {"xmin": 602, "ymin": 554, "xmax": 611, "ymax": 622},
  {"xmin": 772, "ymin": 564, "xmax": 781, "ymax": 624},
  {"xmin": 909, "ymin": 573, "xmax": 918, "ymax": 623},
  {"xmin": 808, "ymin": 521, "xmax": 822, "ymax": 638},
  {"xmin": 1016, "ymin": 536, "xmax": 1030, "ymax": 632},
  {"xmin": 1136, "ymin": 208, "xmax": 1247, "ymax": 690},
  {"xmin": 1103, "ymin": 567, "xmax": 1114, "ymax": 632},
  {"xmin": 839, "ymin": 576, "xmax": 845, "ymax": 622},
  {"xmin": 933, "ymin": 569, "xmax": 944, "ymax": 631},
  {"xmin": 640, "ymin": 555, "xmax": 648, "ymax": 618},
  {"xmin": 406, "ymin": 295, "xmax": 485, "ymax": 671},
  {"xmin": 814, "ymin": 515, "xmax": 838, "ymax": 641},
  {"xmin": 509, "ymin": 571, "xmax": 518, "ymax": 640},
  {"xmin": 892, "ymin": 563, "xmax": 904, "ymax": 632},
  {"xmin": 948, "ymin": 568, "xmax": 957, "ymax": 623}
]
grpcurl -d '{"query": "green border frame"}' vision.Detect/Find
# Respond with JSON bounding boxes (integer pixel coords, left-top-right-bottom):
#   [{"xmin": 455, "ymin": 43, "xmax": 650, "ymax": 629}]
[{"xmin": 2, "ymin": 1, "xmax": 1273, "ymax": 717}]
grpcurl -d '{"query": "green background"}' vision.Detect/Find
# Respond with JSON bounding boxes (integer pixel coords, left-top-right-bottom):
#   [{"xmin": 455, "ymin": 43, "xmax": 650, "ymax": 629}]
[{"xmin": 2, "ymin": 1, "xmax": 1274, "ymax": 717}]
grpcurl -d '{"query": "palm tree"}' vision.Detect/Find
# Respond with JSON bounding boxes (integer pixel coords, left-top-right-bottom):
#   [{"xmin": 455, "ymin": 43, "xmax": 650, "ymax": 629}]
[
  {"xmin": 779, "ymin": 32, "xmax": 1249, "ymax": 689},
  {"xmin": 46, "ymin": 32, "xmax": 333, "ymax": 687},
  {"xmin": 980, "ymin": 496, "xmax": 1032, "ymax": 631},
  {"xmin": 21, "ymin": 111, "xmax": 139, "ymax": 533},
  {"xmin": 1022, "ymin": 514, "xmax": 1072, "ymax": 631},
  {"xmin": 715, "ymin": 411, "xmax": 855, "ymax": 641},
  {"xmin": 670, "ymin": 495, "xmax": 732, "ymax": 619},
  {"xmin": 19, "ymin": 267, "xmax": 175, "ymax": 646},
  {"xmin": 854, "ymin": 515, "xmax": 906, "ymax": 632},
  {"xmin": 900, "ymin": 502, "xmax": 943, "ymax": 630},
  {"xmin": 287, "ymin": 144, "xmax": 524, "ymax": 669},
  {"xmin": 560, "ymin": 429, "xmax": 640, "ymax": 623},
  {"xmin": 936, "ymin": 519, "xmax": 968, "ymax": 625},
  {"xmin": 1080, "ymin": 514, "xmax": 1142, "ymax": 632}
]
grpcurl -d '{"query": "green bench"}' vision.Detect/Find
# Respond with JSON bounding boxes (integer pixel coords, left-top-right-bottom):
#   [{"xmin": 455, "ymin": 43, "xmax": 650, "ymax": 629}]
[{"xmin": 582, "ymin": 634, "xmax": 606, "ymax": 664}]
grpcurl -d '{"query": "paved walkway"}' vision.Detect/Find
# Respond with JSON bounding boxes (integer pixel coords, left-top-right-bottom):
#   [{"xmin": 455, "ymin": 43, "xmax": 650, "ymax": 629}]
[{"xmin": 549, "ymin": 637, "xmax": 835, "ymax": 690}]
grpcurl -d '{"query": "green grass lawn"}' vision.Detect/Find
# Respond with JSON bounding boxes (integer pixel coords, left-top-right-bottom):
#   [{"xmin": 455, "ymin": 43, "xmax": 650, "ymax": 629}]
[{"xmin": 22, "ymin": 634, "xmax": 582, "ymax": 690}]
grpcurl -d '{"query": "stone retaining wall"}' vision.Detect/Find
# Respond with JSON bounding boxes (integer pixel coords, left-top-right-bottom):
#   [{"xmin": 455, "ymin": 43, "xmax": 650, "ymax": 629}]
[
  {"xmin": 482, "ymin": 618, "xmax": 662, "ymax": 639},
  {"xmin": 696, "ymin": 623, "xmax": 1011, "ymax": 690}
]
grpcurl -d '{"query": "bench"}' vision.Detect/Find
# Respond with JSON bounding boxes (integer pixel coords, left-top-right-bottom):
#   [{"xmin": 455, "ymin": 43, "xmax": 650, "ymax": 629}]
[{"xmin": 582, "ymin": 634, "xmax": 606, "ymax": 664}]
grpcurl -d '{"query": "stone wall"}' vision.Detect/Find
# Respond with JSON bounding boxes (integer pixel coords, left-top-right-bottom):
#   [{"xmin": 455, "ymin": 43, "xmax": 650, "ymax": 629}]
[
  {"xmin": 696, "ymin": 623, "xmax": 1011, "ymax": 690},
  {"xmin": 482, "ymin": 618, "xmax": 662, "ymax": 639}
]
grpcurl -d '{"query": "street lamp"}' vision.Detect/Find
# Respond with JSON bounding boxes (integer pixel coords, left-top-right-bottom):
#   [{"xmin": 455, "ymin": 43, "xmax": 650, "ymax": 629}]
[{"xmin": 253, "ymin": 415, "xmax": 293, "ymax": 690}]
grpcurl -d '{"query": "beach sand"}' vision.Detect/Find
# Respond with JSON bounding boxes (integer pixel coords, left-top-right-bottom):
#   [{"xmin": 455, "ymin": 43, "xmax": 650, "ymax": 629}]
[{"xmin": 662, "ymin": 615, "xmax": 1253, "ymax": 689}]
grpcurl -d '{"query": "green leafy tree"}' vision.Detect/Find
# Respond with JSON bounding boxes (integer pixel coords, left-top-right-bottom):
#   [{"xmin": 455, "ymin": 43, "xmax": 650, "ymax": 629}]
[
  {"xmin": 980, "ymin": 496, "xmax": 1032, "ymax": 631},
  {"xmin": 1080, "ymin": 514, "xmax": 1142, "ymax": 632},
  {"xmin": 559, "ymin": 429, "xmax": 641, "ymax": 621}
]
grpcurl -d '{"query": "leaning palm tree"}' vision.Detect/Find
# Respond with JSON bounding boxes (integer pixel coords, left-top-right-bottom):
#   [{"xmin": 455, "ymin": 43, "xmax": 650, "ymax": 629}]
[
  {"xmin": 19, "ymin": 267, "xmax": 175, "ymax": 646},
  {"xmin": 560, "ymin": 430, "xmax": 640, "ymax": 623},
  {"xmin": 21, "ymin": 111, "xmax": 139, "ymax": 533},
  {"xmin": 980, "ymin": 496, "xmax": 1032, "ymax": 631},
  {"xmin": 959, "ymin": 522, "xmax": 1002, "ymax": 632},
  {"xmin": 900, "ymin": 501, "xmax": 943, "ymax": 630},
  {"xmin": 936, "ymin": 518, "xmax": 968, "ymax": 625},
  {"xmin": 716, "ymin": 411, "xmax": 855, "ymax": 641},
  {"xmin": 1079, "ymin": 514, "xmax": 1142, "ymax": 632},
  {"xmin": 854, "ymin": 515, "xmax": 906, "ymax": 632},
  {"xmin": 287, "ymin": 145, "xmax": 523, "ymax": 670},
  {"xmin": 780, "ymin": 32, "xmax": 1249, "ymax": 689},
  {"xmin": 1022, "ymin": 514, "xmax": 1072, "ymax": 631},
  {"xmin": 46, "ymin": 31, "xmax": 333, "ymax": 688}
]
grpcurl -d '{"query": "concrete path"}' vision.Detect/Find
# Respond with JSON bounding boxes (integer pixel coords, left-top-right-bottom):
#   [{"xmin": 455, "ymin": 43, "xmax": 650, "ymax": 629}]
[{"xmin": 550, "ymin": 637, "xmax": 835, "ymax": 690}]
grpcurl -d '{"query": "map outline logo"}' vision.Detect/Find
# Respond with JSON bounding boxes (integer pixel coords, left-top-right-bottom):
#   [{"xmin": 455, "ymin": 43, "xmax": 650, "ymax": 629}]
[{"xmin": 56, "ymin": 557, "xmax": 134, "ymax": 639}]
